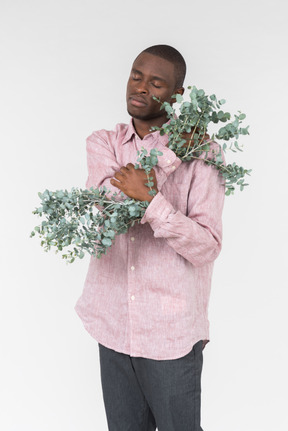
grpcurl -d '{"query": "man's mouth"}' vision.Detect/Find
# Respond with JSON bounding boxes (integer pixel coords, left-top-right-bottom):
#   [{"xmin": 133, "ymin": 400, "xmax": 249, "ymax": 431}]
[{"xmin": 129, "ymin": 96, "xmax": 148, "ymax": 107}]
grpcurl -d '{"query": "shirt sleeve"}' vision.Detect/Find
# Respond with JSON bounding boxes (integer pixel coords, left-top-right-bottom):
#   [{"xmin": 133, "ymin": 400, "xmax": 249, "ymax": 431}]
[
  {"xmin": 141, "ymin": 148, "xmax": 225, "ymax": 267},
  {"xmin": 85, "ymin": 131, "xmax": 122, "ymax": 198},
  {"xmin": 139, "ymin": 135, "xmax": 182, "ymax": 190}
]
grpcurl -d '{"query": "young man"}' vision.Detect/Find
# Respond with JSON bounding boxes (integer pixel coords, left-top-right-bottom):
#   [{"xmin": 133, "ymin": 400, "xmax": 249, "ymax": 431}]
[{"xmin": 75, "ymin": 45, "xmax": 225, "ymax": 431}]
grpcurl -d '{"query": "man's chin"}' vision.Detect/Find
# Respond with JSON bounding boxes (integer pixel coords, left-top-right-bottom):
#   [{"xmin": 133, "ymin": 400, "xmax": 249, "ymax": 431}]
[
  {"xmin": 127, "ymin": 109, "xmax": 145, "ymax": 121},
  {"xmin": 127, "ymin": 108, "xmax": 156, "ymax": 122}
]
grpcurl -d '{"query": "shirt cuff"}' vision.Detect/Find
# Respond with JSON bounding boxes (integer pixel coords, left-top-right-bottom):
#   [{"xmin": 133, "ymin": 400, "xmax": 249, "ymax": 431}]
[
  {"xmin": 141, "ymin": 192, "xmax": 176, "ymax": 230},
  {"xmin": 156, "ymin": 147, "xmax": 182, "ymax": 175},
  {"xmin": 141, "ymin": 138, "xmax": 182, "ymax": 175}
]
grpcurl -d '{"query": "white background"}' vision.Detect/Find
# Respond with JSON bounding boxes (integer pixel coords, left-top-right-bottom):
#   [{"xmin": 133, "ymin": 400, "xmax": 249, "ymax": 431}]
[{"xmin": 1, "ymin": 0, "xmax": 287, "ymax": 430}]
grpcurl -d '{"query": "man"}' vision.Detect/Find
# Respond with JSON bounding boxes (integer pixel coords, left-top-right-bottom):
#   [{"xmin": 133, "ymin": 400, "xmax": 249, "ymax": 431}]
[{"xmin": 75, "ymin": 45, "xmax": 225, "ymax": 431}]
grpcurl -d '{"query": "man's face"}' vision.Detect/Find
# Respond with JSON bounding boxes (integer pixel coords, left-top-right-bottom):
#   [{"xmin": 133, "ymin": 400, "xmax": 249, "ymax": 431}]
[{"xmin": 126, "ymin": 52, "xmax": 183, "ymax": 123}]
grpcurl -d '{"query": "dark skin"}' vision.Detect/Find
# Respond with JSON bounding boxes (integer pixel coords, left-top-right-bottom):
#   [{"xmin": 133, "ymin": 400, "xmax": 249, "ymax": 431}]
[{"xmin": 110, "ymin": 52, "xmax": 208, "ymax": 202}]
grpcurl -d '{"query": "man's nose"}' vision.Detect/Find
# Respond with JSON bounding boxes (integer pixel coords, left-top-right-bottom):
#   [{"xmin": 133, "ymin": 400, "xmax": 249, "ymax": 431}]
[{"xmin": 136, "ymin": 80, "xmax": 148, "ymax": 94}]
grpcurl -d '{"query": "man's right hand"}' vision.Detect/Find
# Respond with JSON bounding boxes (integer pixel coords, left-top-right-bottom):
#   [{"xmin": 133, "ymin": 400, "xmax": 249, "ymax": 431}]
[{"xmin": 110, "ymin": 164, "xmax": 158, "ymax": 202}]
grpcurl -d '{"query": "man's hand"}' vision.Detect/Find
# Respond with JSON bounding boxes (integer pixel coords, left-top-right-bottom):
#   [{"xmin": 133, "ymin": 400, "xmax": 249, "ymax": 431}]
[
  {"xmin": 110, "ymin": 163, "xmax": 158, "ymax": 202},
  {"xmin": 180, "ymin": 130, "xmax": 210, "ymax": 148}
]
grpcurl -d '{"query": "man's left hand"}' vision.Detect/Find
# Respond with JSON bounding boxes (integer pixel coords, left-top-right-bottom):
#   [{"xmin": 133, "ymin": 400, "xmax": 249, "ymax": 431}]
[{"xmin": 180, "ymin": 130, "xmax": 210, "ymax": 148}]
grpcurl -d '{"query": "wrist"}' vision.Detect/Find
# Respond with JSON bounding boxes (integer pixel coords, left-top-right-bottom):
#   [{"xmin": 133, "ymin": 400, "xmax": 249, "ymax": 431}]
[{"xmin": 146, "ymin": 188, "xmax": 158, "ymax": 203}]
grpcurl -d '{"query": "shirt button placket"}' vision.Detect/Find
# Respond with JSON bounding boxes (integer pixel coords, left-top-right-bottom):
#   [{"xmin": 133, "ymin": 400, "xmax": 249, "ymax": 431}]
[{"xmin": 128, "ymin": 233, "xmax": 136, "ymax": 354}]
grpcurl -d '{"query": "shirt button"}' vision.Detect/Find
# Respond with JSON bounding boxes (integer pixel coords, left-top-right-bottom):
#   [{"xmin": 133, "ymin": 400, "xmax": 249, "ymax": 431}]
[
  {"xmin": 131, "ymin": 266, "xmax": 135, "ymax": 271},
  {"xmin": 171, "ymin": 165, "xmax": 176, "ymax": 170},
  {"xmin": 166, "ymin": 159, "xmax": 171, "ymax": 164},
  {"xmin": 131, "ymin": 295, "xmax": 135, "ymax": 301},
  {"xmin": 130, "ymin": 237, "xmax": 135, "ymax": 242}
]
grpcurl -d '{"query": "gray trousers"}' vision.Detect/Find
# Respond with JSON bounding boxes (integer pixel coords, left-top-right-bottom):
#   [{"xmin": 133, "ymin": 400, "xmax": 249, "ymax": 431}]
[{"xmin": 99, "ymin": 340, "xmax": 204, "ymax": 431}]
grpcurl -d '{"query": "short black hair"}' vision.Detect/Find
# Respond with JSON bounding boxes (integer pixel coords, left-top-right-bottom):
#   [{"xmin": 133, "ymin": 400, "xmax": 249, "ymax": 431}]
[{"xmin": 140, "ymin": 44, "xmax": 186, "ymax": 88}]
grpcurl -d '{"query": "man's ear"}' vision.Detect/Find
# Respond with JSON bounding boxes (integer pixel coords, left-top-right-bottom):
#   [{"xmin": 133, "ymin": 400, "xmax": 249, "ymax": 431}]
[{"xmin": 170, "ymin": 87, "xmax": 185, "ymax": 104}]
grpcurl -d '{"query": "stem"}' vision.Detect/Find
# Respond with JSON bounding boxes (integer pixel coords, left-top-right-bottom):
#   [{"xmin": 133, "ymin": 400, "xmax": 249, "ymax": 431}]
[
  {"xmin": 171, "ymin": 114, "xmax": 189, "ymax": 148},
  {"xmin": 181, "ymin": 138, "xmax": 216, "ymax": 160},
  {"xmin": 184, "ymin": 114, "xmax": 202, "ymax": 156},
  {"xmin": 186, "ymin": 154, "xmax": 231, "ymax": 174},
  {"xmin": 145, "ymin": 169, "xmax": 153, "ymax": 194},
  {"xmin": 198, "ymin": 125, "xmax": 207, "ymax": 147},
  {"xmin": 118, "ymin": 216, "xmax": 143, "ymax": 230}
]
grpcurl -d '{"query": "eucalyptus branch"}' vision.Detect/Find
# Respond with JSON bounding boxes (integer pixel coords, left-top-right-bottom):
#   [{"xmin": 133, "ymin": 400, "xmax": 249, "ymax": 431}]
[
  {"xmin": 151, "ymin": 85, "xmax": 251, "ymax": 195},
  {"xmin": 31, "ymin": 149, "xmax": 162, "ymax": 262},
  {"xmin": 172, "ymin": 114, "xmax": 189, "ymax": 148},
  {"xmin": 186, "ymin": 113, "xmax": 204, "ymax": 154},
  {"xmin": 31, "ymin": 85, "xmax": 251, "ymax": 262}
]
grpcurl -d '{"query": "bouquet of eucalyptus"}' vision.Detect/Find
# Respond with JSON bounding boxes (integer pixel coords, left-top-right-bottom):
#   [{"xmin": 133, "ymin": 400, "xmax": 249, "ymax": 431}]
[{"xmin": 31, "ymin": 86, "xmax": 250, "ymax": 262}]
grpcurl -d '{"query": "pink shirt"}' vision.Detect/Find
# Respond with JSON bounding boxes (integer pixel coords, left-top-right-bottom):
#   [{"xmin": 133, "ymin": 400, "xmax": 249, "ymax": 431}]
[{"xmin": 75, "ymin": 119, "xmax": 225, "ymax": 360}]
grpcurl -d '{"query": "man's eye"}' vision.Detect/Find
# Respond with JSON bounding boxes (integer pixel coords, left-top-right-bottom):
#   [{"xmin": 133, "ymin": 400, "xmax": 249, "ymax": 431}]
[
  {"xmin": 152, "ymin": 83, "xmax": 161, "ymax": 88},
  {"xmin": 132, "ymin": 76, "xmax": 140, "ymax": 81}
]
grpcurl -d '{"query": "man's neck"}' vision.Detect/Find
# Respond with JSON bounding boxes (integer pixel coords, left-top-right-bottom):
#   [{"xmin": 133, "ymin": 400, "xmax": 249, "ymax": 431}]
[{"xmin": 132, "ymin": 116, "xmax": 168, "ymax": 139}]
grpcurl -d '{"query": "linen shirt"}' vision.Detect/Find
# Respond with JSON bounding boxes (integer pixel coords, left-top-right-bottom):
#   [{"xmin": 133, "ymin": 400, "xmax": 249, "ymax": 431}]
[{"xmin": 74, "ymin": 119, "xmax": 225, "ymax": 360}]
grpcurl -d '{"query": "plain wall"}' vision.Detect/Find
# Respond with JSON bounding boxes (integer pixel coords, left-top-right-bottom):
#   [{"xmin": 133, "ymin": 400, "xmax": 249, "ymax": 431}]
[{"xmin": 1, "ymin": 0, "xmax": 287, "ymax": 430}]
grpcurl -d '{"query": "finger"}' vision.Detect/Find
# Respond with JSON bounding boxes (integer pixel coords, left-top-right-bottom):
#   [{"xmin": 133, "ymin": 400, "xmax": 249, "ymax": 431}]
[
  {"xmin": 120, "ymin": 166, "xmax": 129, "ymax": 175},
  {"xmin": 114, "ymin": 172, "xmax": 124, "ymax": 181},
  {"xmin": 110, "ymin": 178, "xmax": 122, "ymax": 189},
  {"xmin": 126, "ymin": 163, "xmax": 134, "ymax": 170}
]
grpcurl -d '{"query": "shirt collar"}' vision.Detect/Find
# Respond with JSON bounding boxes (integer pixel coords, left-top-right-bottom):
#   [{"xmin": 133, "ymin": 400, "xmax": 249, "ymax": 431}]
[
  {"xmin": 122, "ymin": 118, "xmax": 170, "ymax": 146},
  {"xmin": 122, "ymin": 118, "xmax": 136, "ymax": 145}
]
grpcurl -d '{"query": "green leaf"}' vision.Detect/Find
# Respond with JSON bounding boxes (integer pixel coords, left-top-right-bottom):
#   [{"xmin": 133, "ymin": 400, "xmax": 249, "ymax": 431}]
[
  {"xmin": 176, "ymin": 93, "xmax": 183, "ymax": 103},
  {"xmin": 102, "ymin": 238, "xmax": 112, "ymax": 247}
]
